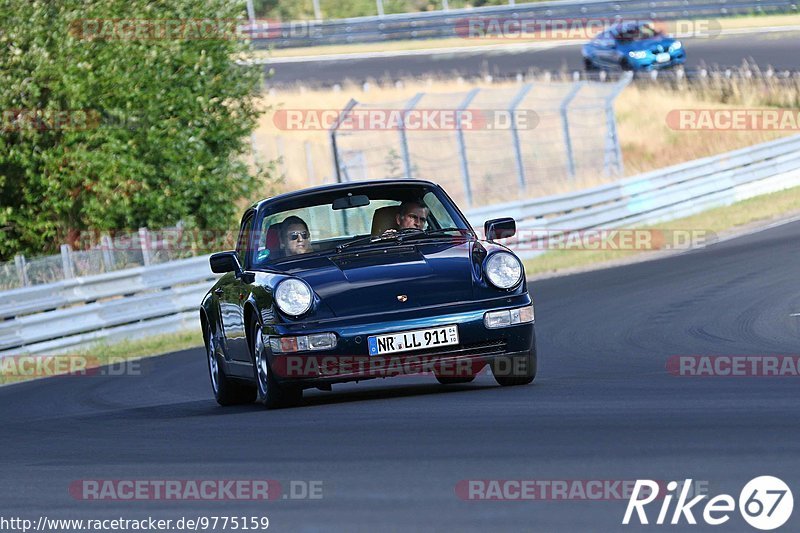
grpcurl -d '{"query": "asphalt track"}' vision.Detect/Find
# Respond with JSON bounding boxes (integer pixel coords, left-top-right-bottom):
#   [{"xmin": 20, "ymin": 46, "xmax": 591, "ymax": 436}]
[
  {"xmin": 265, "ymin": 30, "xmax": 800, "ymax": 86},
  {"xmin": 2, "ymin": 219, "xmax": 800, "ymax": 531}
]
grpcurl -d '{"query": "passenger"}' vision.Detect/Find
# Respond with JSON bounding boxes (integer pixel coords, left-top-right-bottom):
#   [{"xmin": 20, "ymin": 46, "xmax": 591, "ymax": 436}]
[{"xmin": 281, "ymin": 216, "xmax": 311, "ymax": 256}]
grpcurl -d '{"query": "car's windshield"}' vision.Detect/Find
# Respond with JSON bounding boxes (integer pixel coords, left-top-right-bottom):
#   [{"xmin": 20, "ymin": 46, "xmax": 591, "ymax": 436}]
[
  {"xmin": 251, "ymin": 183, "xmax": 470, "ymax": 266},
  {"xmin": 615, "ymin": 24, "xmax": 660, "ymax": 42}
]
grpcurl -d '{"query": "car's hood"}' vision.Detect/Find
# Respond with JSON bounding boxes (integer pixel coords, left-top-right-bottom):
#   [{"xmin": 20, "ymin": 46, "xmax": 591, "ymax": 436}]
[
  {"xmin": 277, "ymin": 241, "xmax": 475, "ymax": 317},
  {"xmin": 618, "ymin": 36, "xmax": 675, "ymax": 53}
]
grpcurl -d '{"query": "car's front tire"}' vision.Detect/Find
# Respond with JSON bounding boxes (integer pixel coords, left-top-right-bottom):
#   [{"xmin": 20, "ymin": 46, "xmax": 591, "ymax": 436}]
[
  {"xmin": 206, "ymin": 326, "xmax": 256, "ymax": 406},
  {"xmin": 251, "ymin": 320, "xmax": 302, "ymax": 409},
  {"xmin": 492, "ymin": 349, "xmax": 536, "ymax": 387}
]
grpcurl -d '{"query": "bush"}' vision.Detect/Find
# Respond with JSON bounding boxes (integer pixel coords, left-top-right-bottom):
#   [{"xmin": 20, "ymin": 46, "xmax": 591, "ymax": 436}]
[{"xmin": 0, "ymin": 0, "xmax": 267, "ymax": 259}]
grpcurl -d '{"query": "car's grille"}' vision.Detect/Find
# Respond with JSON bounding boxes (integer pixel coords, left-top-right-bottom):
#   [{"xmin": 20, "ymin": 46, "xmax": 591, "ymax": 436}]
[{"xmin": 411, "ymin": 339, "xmax": 507, "ymax": 358}]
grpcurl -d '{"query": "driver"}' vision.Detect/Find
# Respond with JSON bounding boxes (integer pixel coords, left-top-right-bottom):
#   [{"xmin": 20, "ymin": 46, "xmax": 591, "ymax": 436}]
[
  {"xmin": 281, "ymin": 216, "xmax": 311, "ymax": 256},
  {"xmin": 395, "ymin": 199, "xmax": 429, "ymax": 231}
]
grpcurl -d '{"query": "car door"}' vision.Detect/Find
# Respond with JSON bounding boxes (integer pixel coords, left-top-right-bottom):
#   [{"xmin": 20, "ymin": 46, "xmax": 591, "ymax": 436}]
[
  {"xmin": 218, "ymin": 210, "xmax": 256, "ymax": 365},
  {"xmin": 593, "ymin": 34, "xmax": 618, "ymax": 67}
]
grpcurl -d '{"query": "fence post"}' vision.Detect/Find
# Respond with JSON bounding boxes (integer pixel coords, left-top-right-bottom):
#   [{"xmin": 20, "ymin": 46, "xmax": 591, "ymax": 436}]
[
  {"xmin": 60, "ymin": 244, "xmax": 74, "ymax": 279},
  {"xmin": 560, "ymin": 82, "xmax": 584, "ymax": 180},
  {"xmin": 250, "ymin": 132, "xmax": 261, "ymax": 168},
  {"xmin": 330, "ymin": 99, "xmax": 358, "ymax": 183},
  {"xmin": 603, "ymin": 72, "xmax": 633, "ymax": 176},
  {"xmin": 456, "ymin": 88, "xmax": 480, "ymax": 207},
  {"xmin": 400, "ymin": 92, "xmax": 424, "ymax": 178},
  {"xmin": 14, "ymin": 254, "xmax": 29, "ymax": 287},
  {"xmin": 276, "ymin": 135, "xmax": 287, "ymax": 178},
  {"xmin": 245, "ymin": 0, "xmax": 256, "ymax": 26},
  {"xmin": 304, "ymin": 141, "xmax": 316, "ymax": 185},
  {"xmin": 509, "ymin": 83, "xmax": 533, "ymax": 193},
  {"xmin": 100, "ymin": 234, "xmax": 114, "ymax": 272},
  {"xmin": 139, "ymin": 227, "xmax": 151, "ymax": 267}
]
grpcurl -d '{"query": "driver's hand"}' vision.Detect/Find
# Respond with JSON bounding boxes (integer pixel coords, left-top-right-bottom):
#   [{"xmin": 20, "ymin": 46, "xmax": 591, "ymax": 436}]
[{"xmin": 381, "ymin": 228, "xmax": 398, "ymax": 237}]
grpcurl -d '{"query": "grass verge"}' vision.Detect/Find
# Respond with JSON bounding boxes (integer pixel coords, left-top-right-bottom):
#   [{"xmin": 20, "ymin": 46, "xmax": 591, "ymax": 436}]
[
  {"xmin": 0, "ymin": 328, "xmax": 203, "ymax": 386},
  {"xmin": 523, "ymin": 184, "xmax": 800, "ymax": 277}
]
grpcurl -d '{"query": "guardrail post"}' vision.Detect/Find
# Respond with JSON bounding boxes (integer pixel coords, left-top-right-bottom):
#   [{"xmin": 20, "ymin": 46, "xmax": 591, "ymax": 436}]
[
  {"xmin": 457, "ymin": 88, "xmax": 480, "ymax": 207},
  {"xmin": 400, "ymin": 92, "xmax": 424, "ymax": 178},
  {"xmin": 100, "ymin": 234, "xmax": 115, "ymax": 271},
  {"xmin": 139, "ymin": 227, "xmax": 151, "ymax": 267},
  {"xmin": 560, "ymin": 82, "xmax": 584, "ymax": 180},
  {"xmin": 509, "ymin": 83, "xmax": 533, "ymax": 193},
  {"xmin": 330, "ymin": 99, "xmax": 358, "ymax": 183},
  {"xmin": 603, "ymin": 72, "xmax": 633, "ymax": 176},
  {"xmin": 14, "ymin": 254, "xmax": 29, "ymax": 287},
  {"xmin": 60, "ymin": 244, "xmax": 74, "ymax": 279},
  {"xmin": 376, "ymin": 0, "xmax": 384, "ymax": 16}
]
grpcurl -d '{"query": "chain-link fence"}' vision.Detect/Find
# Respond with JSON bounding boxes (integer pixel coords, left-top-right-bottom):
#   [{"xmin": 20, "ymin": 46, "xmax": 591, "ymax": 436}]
[
  {"xmin": 331, "ymin": 75, "xmax": 631, "ymax": 208},
  {"xmin": 0, "ymin": 226, "xmax": 215, "ymax": 291}
]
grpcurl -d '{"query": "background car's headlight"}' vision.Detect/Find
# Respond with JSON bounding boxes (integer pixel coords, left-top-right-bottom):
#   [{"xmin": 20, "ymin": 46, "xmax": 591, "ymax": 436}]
[
  {"xmin": 485, "ymin": 252, "xmax": 523, "ymax": 289},
  {"xmin": 628, "ymin": 50, "xmax": 648, "ymax": 59},
  {"xmin": 275, "ymin": 278, "xmax": 313, "ymax": 316},
  {"xmin": 669, "ymin": 41, "xmax": 682, "ymax": 52}
]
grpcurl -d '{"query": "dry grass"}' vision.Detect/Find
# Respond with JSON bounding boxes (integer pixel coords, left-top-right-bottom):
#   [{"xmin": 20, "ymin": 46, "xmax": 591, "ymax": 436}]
[
  {"xmin": 0, "ymin": 328, "xmax": 202, "ymax": 386},
  {"xmin": 523, "ymin": 184, "xmax": 800, "ymax": 277},
  {"xmin": 253, "ymin": 74, "xmax": 800, "ymax": 198}
]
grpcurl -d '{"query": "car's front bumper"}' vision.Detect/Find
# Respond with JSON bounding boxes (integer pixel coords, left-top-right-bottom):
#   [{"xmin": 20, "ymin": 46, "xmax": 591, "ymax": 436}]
[
  {"xmin": 263, "ymin": 295, "xmax": 535, "ymax": 386},
  {"xmin": 630, "ymin": 50, "xmax": 686, "ymax": 70}
]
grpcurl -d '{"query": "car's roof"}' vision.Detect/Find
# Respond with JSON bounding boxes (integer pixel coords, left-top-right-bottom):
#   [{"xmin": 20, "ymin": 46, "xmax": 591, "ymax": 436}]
[{"xmin": 249, "ymin": 178, "xmax": 439, "ymax": 211}]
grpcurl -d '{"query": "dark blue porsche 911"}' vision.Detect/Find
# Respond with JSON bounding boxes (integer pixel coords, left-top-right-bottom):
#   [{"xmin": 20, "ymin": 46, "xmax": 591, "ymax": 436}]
[
  {"xmin": 582, "ymin": 21, "xmax": 685, "ymax": 71},
  {"xmin": 200, "ymin": 179, "xmax": 536, "ymax": 408}
]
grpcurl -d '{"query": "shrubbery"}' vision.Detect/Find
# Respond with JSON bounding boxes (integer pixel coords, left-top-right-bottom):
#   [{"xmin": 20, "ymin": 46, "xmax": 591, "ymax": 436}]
[{"xmin": 0, "ymin": 0, "xmax": 266, "ymax": 259}]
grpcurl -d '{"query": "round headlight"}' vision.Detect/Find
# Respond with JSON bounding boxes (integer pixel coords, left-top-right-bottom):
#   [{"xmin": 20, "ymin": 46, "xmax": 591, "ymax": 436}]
[
  {"xmin": 485, "ymin": 252, "xmax": 523, "ymax": 289},
  {"xmin": 275, "ymin": 278, "xmax": 313, "ymax": 316}
]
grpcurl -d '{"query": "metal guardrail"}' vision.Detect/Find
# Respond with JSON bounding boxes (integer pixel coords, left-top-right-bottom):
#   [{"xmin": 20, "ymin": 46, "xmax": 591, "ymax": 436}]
[
  {"xmin": 0, "ymin": 256, "xmax": 214, "ymax": 356},
  {"xmin": 466, "ymin": 133, "xmax": 800, "ymax": 256},
  {"xmin": 249, "ymin": 0, "xmax": 798, "ymax": 48},
  {"xmin": 1, "ymin": 133, "xmax": 799, "ymax": 356}
]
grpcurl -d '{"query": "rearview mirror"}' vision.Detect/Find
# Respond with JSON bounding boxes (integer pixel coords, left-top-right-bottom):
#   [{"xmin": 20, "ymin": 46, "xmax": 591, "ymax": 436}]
[
  {"xmin": 333, "ymin": 194, "xmax": 370, "ymax": 210},
  {"xmin": 209, "ymin": 251, "xmax": 241, "ymax": 274},
  {"xmin": 485, "ymin": 218, "xmax": 516, "ymax": 241}
]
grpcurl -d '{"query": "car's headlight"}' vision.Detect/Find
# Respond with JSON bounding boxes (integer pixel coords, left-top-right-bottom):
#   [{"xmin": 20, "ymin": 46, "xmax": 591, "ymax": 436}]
[
  {"xmin": 484, "ymin": 252, "xmax": 523, "ymax": 289},
  {"xmin": 274, "ymin": 278, "xmax": 313, "ymax": 316},
  {"xmin": 628, "ymin": 50, "xmax": 648, "ymax": 59},
  {"xmin": 669, "ymin": 41, "xmax": 682, "ymax": 52}
]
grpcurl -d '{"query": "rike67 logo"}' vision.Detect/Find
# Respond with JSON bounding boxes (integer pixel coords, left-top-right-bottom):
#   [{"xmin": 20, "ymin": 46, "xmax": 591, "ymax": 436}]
[{"xmin": 623, "ymin": 477, "xmax": 793, "ymax": 530}]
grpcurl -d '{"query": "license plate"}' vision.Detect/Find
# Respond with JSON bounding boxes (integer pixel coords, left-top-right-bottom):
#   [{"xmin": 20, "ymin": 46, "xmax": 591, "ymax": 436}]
[
  {"xmin": 368, "ymin": 325, "xmax": 459, "ymax": 356},
  {"xmin": 656, "ymin": 52, "xmax": 670, "ymax": 63}
]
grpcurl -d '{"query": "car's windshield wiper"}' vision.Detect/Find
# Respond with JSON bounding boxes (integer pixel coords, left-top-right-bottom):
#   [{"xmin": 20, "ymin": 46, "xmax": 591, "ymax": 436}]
[
  {"xmin": 336, "ymin": 228, "xmax": 422, "ymax": 253},
  {"xmin": 397, "ymin": 227, "xmax": 474, "ymax": 242}
]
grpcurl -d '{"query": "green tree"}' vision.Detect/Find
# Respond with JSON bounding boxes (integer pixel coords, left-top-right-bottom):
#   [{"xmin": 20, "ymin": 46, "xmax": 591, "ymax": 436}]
[{"xmin": 0, "ymin": 0, "xmax": 267, "ymax": 259}]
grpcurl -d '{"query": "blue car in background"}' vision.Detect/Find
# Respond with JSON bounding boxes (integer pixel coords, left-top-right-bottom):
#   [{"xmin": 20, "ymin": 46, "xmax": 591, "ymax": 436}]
[{"xmin": 582, "ymin": 22, "xmax": 685, "ymax": 71}]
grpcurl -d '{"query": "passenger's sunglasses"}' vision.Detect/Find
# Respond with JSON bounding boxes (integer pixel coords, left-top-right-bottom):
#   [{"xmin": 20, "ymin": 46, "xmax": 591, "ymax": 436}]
[{"xmin": 289, "ymin": 231, "xmax": 309, "ymax": 241}]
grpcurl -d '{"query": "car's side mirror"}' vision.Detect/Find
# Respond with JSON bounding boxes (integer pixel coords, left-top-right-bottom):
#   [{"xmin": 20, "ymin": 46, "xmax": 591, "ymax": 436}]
[
  {"xmin": 209, "ymin": 251, "xmax": 241, "ymax": 274},
  {"xmin": 485, "ymin": 218, "xmax": 516, "ymax": 241}
]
